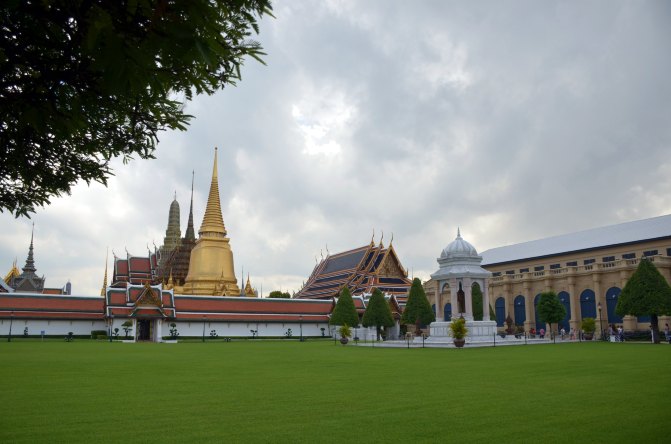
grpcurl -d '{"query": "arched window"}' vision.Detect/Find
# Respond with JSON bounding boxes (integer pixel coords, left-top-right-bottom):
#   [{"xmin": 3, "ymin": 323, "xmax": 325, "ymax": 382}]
[
  {"xmin": 514, "ymin": 295, "xmax": 526, "ymax": 325},
  {"xmin": 580, "ymin": 289, "xmax": 596, "ymax": 319},
  {"xmin": 444, "ymin": 303, "xmax": 452, "ymax": 321},
  {"xmin": 605, "ymin": 287, "xmax": 622, "ymax": 323},
  {"xmin": 495, "ymin": 297, "xmax": 505, "ymax": 326}
]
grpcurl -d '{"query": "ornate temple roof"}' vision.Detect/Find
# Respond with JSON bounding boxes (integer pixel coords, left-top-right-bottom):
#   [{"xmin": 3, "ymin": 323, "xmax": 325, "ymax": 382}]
[
  {"xmin": 0, "ymin": 293, "xmax": 105, "ymax": 320},
  {"xmin": 295, "ymin": 240, "xmax": 412, "ymax": 303},
  {"xmin": 111, "ymin": 252, "xmax": 158, "ymax": 287}
]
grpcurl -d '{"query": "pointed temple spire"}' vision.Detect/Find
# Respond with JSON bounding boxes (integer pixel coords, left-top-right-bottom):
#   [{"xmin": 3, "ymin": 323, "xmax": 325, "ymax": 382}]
[
  {"xmin": 199, "ymin": 147, "xmax": 227, "ymax": 237},
  {"xmin": 185, "ymin": 170, "xmax": 196, "ymax": 241},
  {"xmin": 457, "ymin": 227, "xmax": 462, "ymax": 239},
  {"xmin": 100, "ymin": 248, "xmax": 108, "ymax": 297},
  {"xmin": 22, "ymin": 223, "xmax": 37, "ymax": 275}
]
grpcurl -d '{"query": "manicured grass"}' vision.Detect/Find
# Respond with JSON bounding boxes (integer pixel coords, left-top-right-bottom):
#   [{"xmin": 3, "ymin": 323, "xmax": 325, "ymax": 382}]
[{"xmin": 1, "ymin": 341, "xmax": 669, "ymax": 443}]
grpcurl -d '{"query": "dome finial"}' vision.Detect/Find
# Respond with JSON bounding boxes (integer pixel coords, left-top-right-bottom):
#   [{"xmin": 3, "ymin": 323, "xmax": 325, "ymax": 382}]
[{"xmin": 457, "ymin": 227, "xmax": 461, "ymax": 238}]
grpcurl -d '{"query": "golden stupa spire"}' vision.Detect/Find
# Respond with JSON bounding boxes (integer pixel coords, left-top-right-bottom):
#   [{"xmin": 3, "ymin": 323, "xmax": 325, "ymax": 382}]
[
  {"xmin": 100, "ymin": 248, "xmax": 108, "ymax": 297},
  {"xmin": 199, "ymin": 147, "xmax": 227, "ymax": 238}
]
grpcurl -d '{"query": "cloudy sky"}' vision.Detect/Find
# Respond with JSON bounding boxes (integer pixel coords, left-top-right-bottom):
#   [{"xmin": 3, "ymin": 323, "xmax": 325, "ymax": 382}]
[{"xmin": 1, "ymin": 0, "xmax": 670, "ymax": 296}]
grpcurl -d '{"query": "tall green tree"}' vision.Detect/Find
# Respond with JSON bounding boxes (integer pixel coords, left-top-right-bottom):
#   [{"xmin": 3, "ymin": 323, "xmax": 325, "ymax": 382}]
[
  {"xmin": 537, "ymin": 291, "xmax": 566, "ymax": 340},
  {"xmin": 268, "ymin": 290, "xmax": 290, "ymax": 299},
  {"xmin": 0, "ymin": 0, "xmax": 273, "ymax": 217},
  {"xmin": 472, "ymin": 283, "xmax": 483, "ymax": 321},
  {"xmin": 329, "ymin": 286, "xmax": 359, "ymax": 327},
  {"xmin": 362, "ymin": 288, "xmax": 395, "ymax": 341},
  {"xmin": 616, "ymin": 259, "xmax": 671, "ymax": 344},
  {"xmin": 401, "ymin": 278, "xmax": 435, "ymax": 334}
]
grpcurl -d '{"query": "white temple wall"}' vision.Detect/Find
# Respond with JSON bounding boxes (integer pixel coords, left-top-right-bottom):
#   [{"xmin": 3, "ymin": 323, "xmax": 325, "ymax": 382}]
[
  {"xmin": 166, "ymin": 321, "xmax": 331, "ymax": 338},
  {"xmin": 0, "ymin": 319, "xmax": 106, "ymax": 336}
]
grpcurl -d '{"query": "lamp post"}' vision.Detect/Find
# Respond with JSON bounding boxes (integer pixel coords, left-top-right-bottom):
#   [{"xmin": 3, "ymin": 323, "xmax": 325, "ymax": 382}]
[
  {"xmin": 299, "ymin": 315, "xmax": 303, "ymax": 342},
  {"xmin": 597, "ymin": 302, "xmax": 604, "ymax": 341},
  {"xmin": 202, "ymin": 316, "xmax": 206, "ymax": 343},
  {"xmin": 8, "ymin": 311, "xmax": 14, "ymax": 342}
]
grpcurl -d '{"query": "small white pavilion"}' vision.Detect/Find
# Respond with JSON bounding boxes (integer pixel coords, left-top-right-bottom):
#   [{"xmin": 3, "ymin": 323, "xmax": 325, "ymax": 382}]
[{"xmin": 427, "ymin": 229, "xmax": 497, "ymax": 343}]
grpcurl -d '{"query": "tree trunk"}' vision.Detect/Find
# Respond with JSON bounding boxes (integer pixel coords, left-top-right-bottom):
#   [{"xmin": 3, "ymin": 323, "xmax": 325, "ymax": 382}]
[
  {"xmin": 415, "ymin": 319, "xmax": 421, "ymax": 336},
  {"xmin": 376, "ymin": 325, "xmax": 381, "ymax": 341},
  {"xmin": 651, "ymin": 314, "xmax": 660, "ymax": 344}
]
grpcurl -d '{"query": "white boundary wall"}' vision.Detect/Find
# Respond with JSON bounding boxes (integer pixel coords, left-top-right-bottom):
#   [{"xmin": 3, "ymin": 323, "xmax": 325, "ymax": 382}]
[
  {"xmin": 0, "ymin": 318, "xmax": 333, "ymax": 339},
  {"xmin": 165, "ymin": 320, "xmax": 331, "ymax": 339},
  {"xmin": 0, "ymin": 319, "xmax": 106, "ymax": 336}
]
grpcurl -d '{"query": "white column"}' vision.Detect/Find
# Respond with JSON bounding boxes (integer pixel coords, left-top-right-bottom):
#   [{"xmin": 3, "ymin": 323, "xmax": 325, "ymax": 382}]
[
  {"xmin": 464, "ymin": 277, "xmax": 473, "ymax": 320},
  {"xmin": 483, "ymin": 279, "xmax": 491, "ymax": 321},
  {"xmin": 434, "ymin": 285, "xmax": 442, "ymax": 321},
  {"xmin": 450, "ymin": 278, "xmax": 458, "ymax": 319}
]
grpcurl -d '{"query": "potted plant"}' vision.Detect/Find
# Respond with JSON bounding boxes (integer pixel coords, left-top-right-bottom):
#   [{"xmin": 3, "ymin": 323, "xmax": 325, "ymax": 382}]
[
  {"xmin": 449, "ymin": 317, "xmax": 468, "ymax": 348},
  {"xmin": 582, "ymin": 317, "xmax": 596, "ymax": 340},
  {"xmin": 339, "ymin": 324, "xmax": 352, "ymax": 345}
]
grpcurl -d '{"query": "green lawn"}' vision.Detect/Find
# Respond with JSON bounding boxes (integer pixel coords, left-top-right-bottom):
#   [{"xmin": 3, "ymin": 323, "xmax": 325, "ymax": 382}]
[{"xmin": 0, "ymin": 341, "xmax": 669, "ymax": 443}]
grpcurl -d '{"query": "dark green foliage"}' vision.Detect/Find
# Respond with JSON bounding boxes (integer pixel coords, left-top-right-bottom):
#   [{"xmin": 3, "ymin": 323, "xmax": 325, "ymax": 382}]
[
  {"xmin": 268, "ymin": 290, "xmax": 291, "ymax": 299},
  {"xmin": 329, "ymin": 286, "xmax": 359, "ymax": 327},
  {"xmin": 472, "ymin": 283, "xmax": 483, "ymax": 321},
  {"xmin": 362, "ymin": 288, "xmax": 394, "ymax": 340},
  {"xmin": 537, "ymin": 291, "xmax": 566, "ymax": 324},
  {"xmin": 581, "ymin": 318, "xmax": 596, "ymax": 334},
  {"xmin": 537, "ymin": 291, "xmax": 566, "ymax": 333},
  {"xmin": 401, "ymin": 278, "xmax": 435, "ymax": 332},
  {"xmin": 617, "ymin": 259, "xmax": 671, "ymax": 343},
  {"xmin": 0, "ymin": 0, "xmax": 273, "ymax": 216},
  {"xmin": 90, "ymin": 330, "xmax": 107, "ymax": 338}
]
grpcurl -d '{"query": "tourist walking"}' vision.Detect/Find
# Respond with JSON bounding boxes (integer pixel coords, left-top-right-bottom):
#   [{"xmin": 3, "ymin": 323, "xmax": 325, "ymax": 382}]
[
  {"xmin": 617, "ymin": 325, "xmax": 624, "ymax": 342},
  {"xmin": 664, "ymin": 323, "xmax": 669, "ymax": 341}
]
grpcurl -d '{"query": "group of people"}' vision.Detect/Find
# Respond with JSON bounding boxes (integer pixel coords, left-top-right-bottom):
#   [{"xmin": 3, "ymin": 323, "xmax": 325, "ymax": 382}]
[
  {"xmin": 608, "ymin": 324, "xmax": 625, "ymax": 342},
  {"xmin": 528, "ymin": 327, "xmax": 546, "ymax": 339}
]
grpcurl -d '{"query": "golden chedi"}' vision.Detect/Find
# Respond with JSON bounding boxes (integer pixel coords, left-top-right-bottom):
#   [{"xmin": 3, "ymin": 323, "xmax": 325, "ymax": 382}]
[{"xmin": 180, "ymin": 148, "xmax": 240, "ymax": 296}]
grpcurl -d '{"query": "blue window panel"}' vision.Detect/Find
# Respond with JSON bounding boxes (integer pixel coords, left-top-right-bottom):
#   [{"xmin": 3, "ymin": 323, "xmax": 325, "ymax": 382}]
[
  {"xmin": 638, "ymin": 314, "xmax": 651, "ymax": 322},
  {"xmin": 602, "ymin": 256, "xmax": 615, "ymax": 263},
  {"xmin": 566, "ymin": 261, "xmax": 578, "ymax": 267},
  {"xmin": 643, "ymin": 250, "xmax": 658, "ymax": 257},
  {"xmin": 505, "ymin": 270, "xmax": 515, "ymax": 275},
  {"xmin": 550, "ymin": 264, "xmax": 561, "ymax": 270},
  {"xmin": 495, "ymin": 297, "xmax": 506, "ymax": 327},
  {"xmin": 558, "ymin": 291, "xmax": 571, "ymax": 331},
  {"xmin": 514, "ymin": 295, "xmax": 526, "ymax": 325},
  {"xmin": 605, "ymin": 287, "xmax": 622, "ymax": 323},
  {"xmin": 584, "ymin": 259, "xmax": 595, "ymax": 265},
  {"xmin": 432, "ymin": 304, "xmax": 436, "ymax": 317},
  {"xmin": 534, "ymin": 294, "xmax": 544, "ymax": 331},
  {"xmin": 622, "ymin": 253, "xmax": 636, "ymax": 259},
  {"xmin": 444, "ymin": 303, "xmax": 452, "ymax": 321},
  {"xmin": 534, "ymin": 266, "xmax": 544, "ymax": 271},
  {"xmin": 519, "ymin": 268, "xmax": 529, "ymax": 273},
  {"xmin": 580, "ymin": 289, "xmax": 596, "ymax": 319}
]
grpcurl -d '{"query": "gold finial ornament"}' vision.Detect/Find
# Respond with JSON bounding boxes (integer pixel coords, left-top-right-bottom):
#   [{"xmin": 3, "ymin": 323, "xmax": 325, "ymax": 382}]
[
  {"xmin": 100, "ymin": 248, "xmax": 108, "ymax": 297},
  {"xmin": 182, "ymin": 147, "xmax": 240, "ymax": 296}
]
